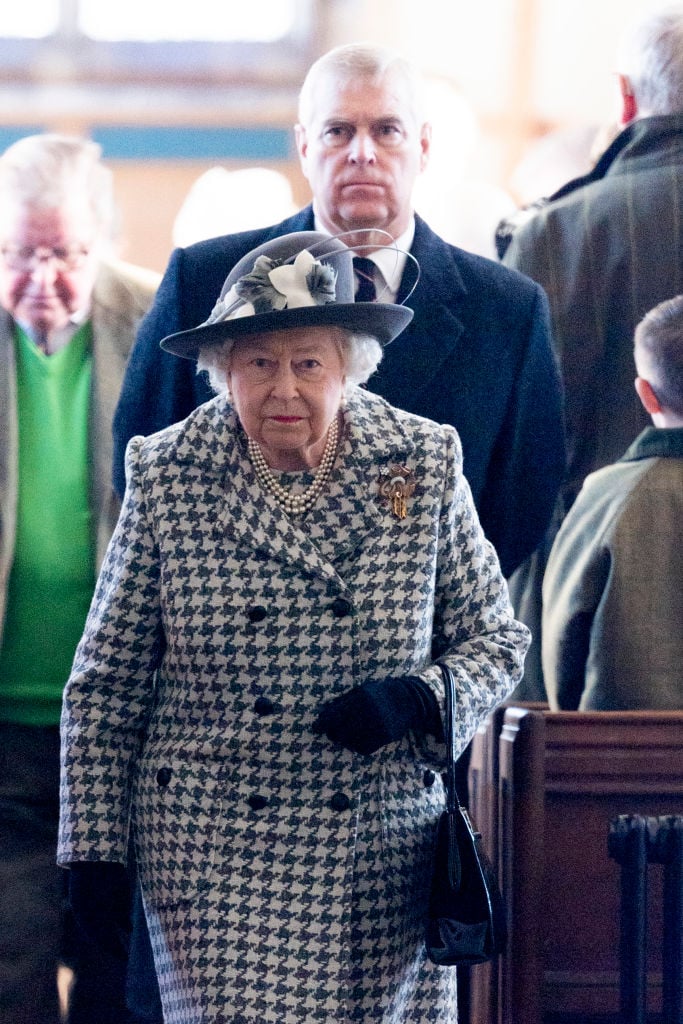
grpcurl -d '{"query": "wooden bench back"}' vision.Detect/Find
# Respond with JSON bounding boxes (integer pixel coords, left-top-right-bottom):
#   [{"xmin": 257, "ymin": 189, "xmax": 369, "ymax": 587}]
[{"xmin": 468, "ymin": 707, "xmax": 683, "ymax": 1024}]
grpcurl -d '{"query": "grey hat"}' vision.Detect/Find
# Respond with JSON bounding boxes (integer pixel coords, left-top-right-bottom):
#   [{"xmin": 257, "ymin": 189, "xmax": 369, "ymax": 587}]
[{"xmin": 160, "ymin": 231, "xmax": 414, "ymax": 360}]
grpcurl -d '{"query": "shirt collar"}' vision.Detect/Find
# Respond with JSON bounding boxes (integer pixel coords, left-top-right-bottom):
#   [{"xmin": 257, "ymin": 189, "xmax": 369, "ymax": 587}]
[
  {"xmin": 371, "ymin": 221, "xmax": 414, "ymax": 299},
  {"xmin": 621, "ymin": 425, "xmax": 683, "ymax": 462},
  {"xmin": 17, "ymin": 307, "xmax": 90, "ymax": 354},
  {"xmin": 311, "ymin": 215, "xmax": 415, "ymax": 301}
]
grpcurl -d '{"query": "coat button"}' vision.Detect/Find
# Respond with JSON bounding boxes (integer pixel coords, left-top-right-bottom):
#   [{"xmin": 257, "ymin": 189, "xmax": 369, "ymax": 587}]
[
  {"xmin": 247, "ymin": 606, "xmax": 267, "ymax": 623},
  {"xmin": 248, "ymin": 794, "xmax": 269, "ymax": 811},
  {"xmin": 254, "ymin": 696, "xmax": 274, "ymax": 716},
  {"xmin": 423, "ymin": 770, "xmax": 436, "ymax": 788},
  {"xmin": 330, "ymin": 792, "xmax": 351, "ymax": 812},
  {"xmin": 329, "ymin": 597, "xmax": 352, "ymax": 618},
  {"xmin": 156, "ymin": 767, "xmax": 172, "ymax": 787}
]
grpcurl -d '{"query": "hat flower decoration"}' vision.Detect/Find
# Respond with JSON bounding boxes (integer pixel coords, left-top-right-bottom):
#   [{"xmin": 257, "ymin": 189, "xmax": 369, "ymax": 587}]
[
  {"xmin": 160, "ymin": 229, "xmax": 417, "ymax": 359},
  {"xmin": 208, "ymin": 249, "xmax": 337, "ymax": 324}
]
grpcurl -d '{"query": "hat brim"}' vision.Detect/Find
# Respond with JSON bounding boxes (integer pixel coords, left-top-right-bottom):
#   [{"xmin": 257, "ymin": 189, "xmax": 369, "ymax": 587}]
[{"xmin": 160, "ymin": 302, "xmax": 414, "ymax": 360}]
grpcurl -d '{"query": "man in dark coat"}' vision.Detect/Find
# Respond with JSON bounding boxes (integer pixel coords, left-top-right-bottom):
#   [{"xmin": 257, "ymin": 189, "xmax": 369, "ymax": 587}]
[
  {"xmin": 499, "ymin": 6, "xmax": 683, "ymax": 696},
  {"xmin": 113, "ymin": 43, "xmax": 565, "ymax": 582}
]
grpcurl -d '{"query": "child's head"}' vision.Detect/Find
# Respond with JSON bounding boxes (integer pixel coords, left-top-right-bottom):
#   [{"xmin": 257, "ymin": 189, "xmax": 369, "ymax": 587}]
[{"xmin": 634, "ymin": 295, "xmax": 683, "ymax": 426}]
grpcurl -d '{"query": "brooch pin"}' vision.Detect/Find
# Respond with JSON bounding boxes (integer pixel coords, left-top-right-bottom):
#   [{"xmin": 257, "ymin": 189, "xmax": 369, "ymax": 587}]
[{"xmin": 378, "ymin": 465, "xmax": 416, "ymax": 520}]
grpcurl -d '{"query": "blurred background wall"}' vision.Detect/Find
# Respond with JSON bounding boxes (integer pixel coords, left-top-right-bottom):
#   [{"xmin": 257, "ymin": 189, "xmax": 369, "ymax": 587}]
[{"xmin": 0, "ymin": 0, "xmax": 661, "ymax": 271}]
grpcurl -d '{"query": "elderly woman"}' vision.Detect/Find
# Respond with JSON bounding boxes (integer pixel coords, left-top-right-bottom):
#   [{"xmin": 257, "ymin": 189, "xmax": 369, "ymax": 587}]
[{"xmin": 58, "ymin": 231, "xmax": 529, "ymax": 1024}]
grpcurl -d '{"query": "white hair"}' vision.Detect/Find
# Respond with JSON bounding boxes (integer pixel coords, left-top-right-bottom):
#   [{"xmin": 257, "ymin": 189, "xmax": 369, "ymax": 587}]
[
  {"xmin": 0, "ymin": 133, "xmax": 117, "ymax": 241},
  {"xmin": 297, "ymin": 42, "xmax": 427, "ymax": 128},
  {"xmin": 617, "ymin": 5, "xmax": 683, "ymax": 116},
  {"xmin": 197, "ymin": 329, "xmax": 383, "ymax": 397}
]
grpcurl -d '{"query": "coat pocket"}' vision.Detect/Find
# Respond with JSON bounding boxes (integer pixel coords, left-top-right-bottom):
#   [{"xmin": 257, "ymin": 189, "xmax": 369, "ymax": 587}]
[
  {"xmin": 133, "ymin": 757, "xmax": 224, "ymax": 907},
  {"xmin": 379, "ymin": 759, "xmax": 445, "ymax": 916}
]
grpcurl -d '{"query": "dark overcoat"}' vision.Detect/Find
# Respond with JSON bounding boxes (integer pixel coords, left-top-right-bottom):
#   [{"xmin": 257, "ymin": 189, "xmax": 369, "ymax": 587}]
[
  {"xmin": 60, "ymin": 388, "xmax": 528, "ymax": 1023},
  {"xmin": 502, "ymin": 113, "xmax": 683, "ymax": 698},
  {"xmin": 112, "ymin": 209, "xmax": 565, "ymax": 579},
  {"xmin": 503, "ymin": 113, "xmax": 683, "ymax": 507}
]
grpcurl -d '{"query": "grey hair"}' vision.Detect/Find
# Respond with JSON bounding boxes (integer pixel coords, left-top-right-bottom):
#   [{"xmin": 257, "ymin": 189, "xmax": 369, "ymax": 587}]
[
  {"xmin": 297, "ymin": 42, "xmax": 427, "ymax": 127},
  {"xmin": 634, "ymin": 294, "xmax": 683, "ymax": 415},
  {"xmin": 0, "ymin": 133, "xmax": 117, "ymax": 242},
  {"xmin": 197, "ymin": 329, "xmax": 383, "ymax": 397},
  {"xmin": 616, "ymin": 6, "xmax": 683, "ymax": 116}
]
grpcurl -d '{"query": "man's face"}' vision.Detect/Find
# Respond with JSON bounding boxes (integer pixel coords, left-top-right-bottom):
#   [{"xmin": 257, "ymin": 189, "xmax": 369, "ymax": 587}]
[
  {"xmin": 295, "ymin": 69, "xmax": 431, "ymax": 242},
  {"xmin": 0, "ymin": 200, "xmax": 101, "ymax": 344}
]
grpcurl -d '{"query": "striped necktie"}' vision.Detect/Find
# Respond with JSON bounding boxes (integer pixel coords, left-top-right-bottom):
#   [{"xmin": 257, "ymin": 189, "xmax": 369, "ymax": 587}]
[{"xmin": 353, "ymin": 256, "xmax": 377, "ymax": 302}]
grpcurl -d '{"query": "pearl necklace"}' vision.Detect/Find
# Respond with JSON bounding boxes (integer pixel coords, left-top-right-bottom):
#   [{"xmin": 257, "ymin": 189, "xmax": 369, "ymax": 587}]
[{"xmin": 247, "ymin": 415, "xmax": 339, "ymax": 516}]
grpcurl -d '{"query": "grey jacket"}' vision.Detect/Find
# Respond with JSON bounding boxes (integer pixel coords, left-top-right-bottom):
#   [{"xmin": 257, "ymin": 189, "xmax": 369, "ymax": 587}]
[
  {"xmin": 542, "ymin": 427, "xmax": 683, "ymax": 710},
  {"xmin": 502, "ymin": 113, "xmax": 683, "ymax": 701}
]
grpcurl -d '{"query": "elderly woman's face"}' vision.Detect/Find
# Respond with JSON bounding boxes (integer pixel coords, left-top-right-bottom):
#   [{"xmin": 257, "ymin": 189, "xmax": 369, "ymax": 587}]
[{"xmin": 227, "ymin": 326, "xmax": 347, "ymax": 470}]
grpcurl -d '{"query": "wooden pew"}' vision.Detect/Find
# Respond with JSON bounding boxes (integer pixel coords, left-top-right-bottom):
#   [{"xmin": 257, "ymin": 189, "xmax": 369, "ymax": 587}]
[
  {"xmin": 469, "ymin": 707, "xmax": 683, "ymax": 1024},
  {"xmin": 467, "ymin": 702, "xmax": 548, "ymax": 1024}
]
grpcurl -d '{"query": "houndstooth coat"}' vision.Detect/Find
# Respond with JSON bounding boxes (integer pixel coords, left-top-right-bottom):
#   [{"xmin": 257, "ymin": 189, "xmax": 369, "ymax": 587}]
[{"xmin": 58, "ymin": 387, "xmax": 528, "ymax": 1024}]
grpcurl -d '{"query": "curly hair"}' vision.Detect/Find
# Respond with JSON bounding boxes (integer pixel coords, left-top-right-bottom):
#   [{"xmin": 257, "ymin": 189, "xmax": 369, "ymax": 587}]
[{"xmin": 197, "ymin": 328, "xmax": 383, "ymax": 397}]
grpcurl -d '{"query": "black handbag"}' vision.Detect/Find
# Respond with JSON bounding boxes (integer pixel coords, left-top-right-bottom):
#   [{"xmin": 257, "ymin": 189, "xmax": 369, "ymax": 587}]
[{"xmin": 426, "ymin": 661, "xmax": 507, "ymax": 967}]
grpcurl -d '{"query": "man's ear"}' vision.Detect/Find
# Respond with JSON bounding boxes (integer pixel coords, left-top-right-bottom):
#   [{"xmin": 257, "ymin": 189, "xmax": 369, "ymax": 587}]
[
  {"xmin": 635, "ymin": 376, "xmax": 662, "ymax": 415},
  {"xmin": 294, "ymin": 123, "xmax": 308, "ymax": 165},
  {"xmin": 618, "ymin": 73, "xmax": 638, "ymax": 125},
  {"xmin": 419, "ymin": 121, "xmax": 432, "ymax": 173}
]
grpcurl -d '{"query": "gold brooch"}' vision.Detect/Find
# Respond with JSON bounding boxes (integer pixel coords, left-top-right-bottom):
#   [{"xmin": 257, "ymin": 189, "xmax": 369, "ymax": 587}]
[{"xmin": 378, "ymin": 465, "xmax": 416, "ymax": 520}]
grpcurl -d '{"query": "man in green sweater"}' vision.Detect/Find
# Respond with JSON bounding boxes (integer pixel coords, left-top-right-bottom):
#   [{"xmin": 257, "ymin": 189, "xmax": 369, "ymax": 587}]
[{"xmin": 0, "ymin": 133, "xmax": 159, "ymax": 1024}]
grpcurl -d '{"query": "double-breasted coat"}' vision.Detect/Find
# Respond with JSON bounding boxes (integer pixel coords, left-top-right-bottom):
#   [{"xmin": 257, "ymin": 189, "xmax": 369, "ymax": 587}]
[{"xmin": 58, "ymin": 387, "xmax": 529, "ymax": 1023}]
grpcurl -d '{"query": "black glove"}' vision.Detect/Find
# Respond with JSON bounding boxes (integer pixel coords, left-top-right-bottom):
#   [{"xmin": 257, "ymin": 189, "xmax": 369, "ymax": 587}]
[
  {"xmin": 68, "ymin": 861, "xmax": 132, "ymax": 960},
  {"xmin": 313, "ymin": 675, "xmax": 443, "ymax": 755}
]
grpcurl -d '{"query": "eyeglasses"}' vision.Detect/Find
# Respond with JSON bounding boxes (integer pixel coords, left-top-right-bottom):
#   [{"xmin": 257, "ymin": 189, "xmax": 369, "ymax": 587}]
[{"xmin": 0, "ymin": 244, "xmax": 91, "ymax": 273}]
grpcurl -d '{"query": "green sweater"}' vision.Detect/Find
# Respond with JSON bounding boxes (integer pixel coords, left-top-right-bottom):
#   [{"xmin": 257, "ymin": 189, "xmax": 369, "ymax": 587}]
[{"xmin": 0, "ymin": 324, "xmax": 95, "ymax": 725}]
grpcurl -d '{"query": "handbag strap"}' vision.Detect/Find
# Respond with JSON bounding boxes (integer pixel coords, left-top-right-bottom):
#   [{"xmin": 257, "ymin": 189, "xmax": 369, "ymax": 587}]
[
  {"xmin": 437, "ymin": 660, "xmax": 466, "ymax": 890},
  {"xmin": 437, "ymin": 660, "xmax": 461, "ymax": 815}
]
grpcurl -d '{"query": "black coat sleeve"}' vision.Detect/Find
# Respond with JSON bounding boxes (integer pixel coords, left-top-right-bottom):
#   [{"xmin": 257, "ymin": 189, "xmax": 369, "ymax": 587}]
[
  {"xmin": 477, "ymin": 283, "xmax": 566, "ymax": 577},
  {"xmin": 112, "ymin": 247, "xmax": 219, "ymax": 498}
]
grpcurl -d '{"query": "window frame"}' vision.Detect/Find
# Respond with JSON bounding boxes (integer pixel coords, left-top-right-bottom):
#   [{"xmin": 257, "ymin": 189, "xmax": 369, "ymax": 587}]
[{"xmin": 0, "ymin": 0, "xmax": 317, "ymax": 88}]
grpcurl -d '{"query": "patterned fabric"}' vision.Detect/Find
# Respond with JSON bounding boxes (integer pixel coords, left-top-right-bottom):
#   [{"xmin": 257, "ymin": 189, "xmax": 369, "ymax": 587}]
[{"xmin": 59, "ymin": 388, "xmax": 529, "ymax": 1023}]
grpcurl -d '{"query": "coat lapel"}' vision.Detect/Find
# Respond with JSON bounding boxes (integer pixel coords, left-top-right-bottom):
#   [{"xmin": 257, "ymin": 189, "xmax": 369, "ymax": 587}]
[
  {"xmin": 371, "ymin": 216, "xmax": 467, "ymax": 411},
  {"xmin": 90, "ymin": 263, "xmax": 159, "ymax": 566},
  {"xmin": 176, "ymin": 392, "xmax": 417, "ymax": 586},
  {"xmin": 323, "ymin": 392, "xmax": 418, "ymax": 559},
  {"xmin": 178, "ymin": 398, "xmax": 347, "ymax": 587}
]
